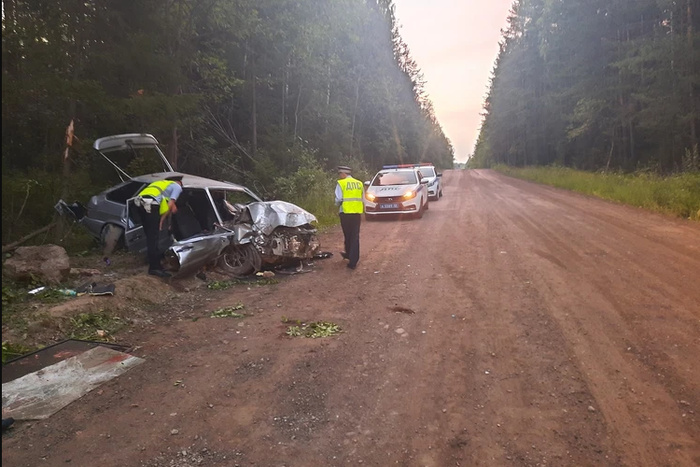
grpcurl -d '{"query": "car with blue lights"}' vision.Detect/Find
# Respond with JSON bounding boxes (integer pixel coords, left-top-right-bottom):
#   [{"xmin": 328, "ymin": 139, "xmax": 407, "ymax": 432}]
[
  {"xmin": 413, "ymin": 163, "xmax": 443, "ymax": 200},
  {"xmin": 363, "ymin": 164, "xmax": 429, "ymax": 220}
]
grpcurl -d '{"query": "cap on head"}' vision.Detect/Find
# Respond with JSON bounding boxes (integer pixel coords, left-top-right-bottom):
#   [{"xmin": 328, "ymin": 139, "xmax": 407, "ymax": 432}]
[
  {"xmin": 165, "ymin": 175, "xmax": 184, "ymax": 182},
  {"xmin": 337, "ymin": 166, "xmax": 352, "ymax": 174}
]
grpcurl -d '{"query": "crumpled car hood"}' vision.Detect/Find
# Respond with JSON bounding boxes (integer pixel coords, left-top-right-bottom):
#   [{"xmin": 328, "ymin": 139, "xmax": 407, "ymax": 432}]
[
  {"xmin": 245, "ymin": 201, "xmax": 317, "ymax": 235},
  {"xmin": 166, "ymin": 200, "xmax": 318, "ymax": 277}
]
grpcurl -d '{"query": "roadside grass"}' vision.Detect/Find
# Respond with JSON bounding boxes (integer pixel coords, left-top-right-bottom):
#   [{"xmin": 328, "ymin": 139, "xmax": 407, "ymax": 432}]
[
  {"xmin": 293, "ymin": 195, "xmax": 339, "ymax": 229},
  {"xmin": 2, "ymin": 341, "xmax": 34, "ymax": 364},
  {"xmin": 494, "ymin": 165, "xmax": 700, "ymax": 221},
  {"xmin": 1, "ymin": 280, "xmax": 72, "ymax": 341},
  {"xmin": 207, "ymin": 278, "xmax": 279, "ymax": 290},
  {"xmin": 67, "ymin": 310, "xmax": 125, "ymax": 341},
  {"xmin": 285, "ymin": 320, "xmax": 342, "ymax": 338},
  {"xmin": 210, "ymin": 303, "xmax": 245, "ymax": 318}
]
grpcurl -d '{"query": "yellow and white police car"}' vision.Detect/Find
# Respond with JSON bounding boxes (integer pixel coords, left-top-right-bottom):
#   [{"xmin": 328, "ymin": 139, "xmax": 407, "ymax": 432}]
[
  {"xmin": 413, "ymin": 163, "xmax": 443, "ymax": 201},
  {"xmin": 364, "ymin": 164, "xmax": 430, "ymax": 220}
]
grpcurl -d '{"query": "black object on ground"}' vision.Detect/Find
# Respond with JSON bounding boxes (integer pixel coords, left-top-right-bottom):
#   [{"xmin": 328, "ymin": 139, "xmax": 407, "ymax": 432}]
[
  {"xmin": 2, "ymin": 418, "xmax": 15, "ymax": 432},
  {"xmin": 2, "ymin": 339, "xmax": 130, "ymax": 384},
  {"xmin": 75, "ymin": 282, "xmax": 116, "ymax": 296},
  {"xmin": 149, "ymin": 269, "xmax": 171, "ymax": 278}
]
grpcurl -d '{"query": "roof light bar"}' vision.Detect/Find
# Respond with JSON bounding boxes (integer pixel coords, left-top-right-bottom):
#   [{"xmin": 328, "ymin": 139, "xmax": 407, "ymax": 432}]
[{"xmin": 382, "ymin": 163, "xmax": 434, "ymax": 169}]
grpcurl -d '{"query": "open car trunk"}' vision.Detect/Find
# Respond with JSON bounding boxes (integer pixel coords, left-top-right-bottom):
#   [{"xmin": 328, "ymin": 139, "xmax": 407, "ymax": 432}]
[{"xmin": 55, "ymin": 133, "xmax": 321, "ymax": 277}]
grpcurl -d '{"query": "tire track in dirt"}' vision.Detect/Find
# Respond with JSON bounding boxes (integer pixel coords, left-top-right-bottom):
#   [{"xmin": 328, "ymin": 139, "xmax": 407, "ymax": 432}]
[
  {"xmin": 471, "ymin": 170, "xmax": 700, "ymax": 466},
  {"xmin": 3, "ymin": 169, "xmax": 698, "ymax": 467},
  {"xmin": 428, "ymin": 170, "xmax": 615, "ymax": 466}
]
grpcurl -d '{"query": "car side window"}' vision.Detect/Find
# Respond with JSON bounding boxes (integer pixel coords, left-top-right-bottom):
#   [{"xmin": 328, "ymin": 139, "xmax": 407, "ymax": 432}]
[{"xmin": 106, "ymin": 181, "xmax": 146, "ymax": 204}]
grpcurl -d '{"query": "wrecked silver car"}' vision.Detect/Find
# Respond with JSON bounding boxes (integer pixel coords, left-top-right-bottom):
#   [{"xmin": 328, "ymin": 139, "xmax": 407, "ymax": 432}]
[{"xmin": 58, "ymin": 133, "xmax": 320, "ymax": 276}]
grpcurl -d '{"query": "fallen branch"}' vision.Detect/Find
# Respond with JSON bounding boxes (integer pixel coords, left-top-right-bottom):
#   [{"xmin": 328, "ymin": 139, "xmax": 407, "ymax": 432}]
[{"xmin": 1, "ymin": 222, "xmax": 57, "ymax": 254}]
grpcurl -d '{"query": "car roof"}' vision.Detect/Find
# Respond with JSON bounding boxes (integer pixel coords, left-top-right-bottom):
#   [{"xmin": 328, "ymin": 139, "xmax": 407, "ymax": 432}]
[
  {"xmin": 130, "ymin": 172, "xmax": 261, "ymax": 198},
  {"xmin": 378, "ymin": 167, "xmax": 420, "ymax": 174}
]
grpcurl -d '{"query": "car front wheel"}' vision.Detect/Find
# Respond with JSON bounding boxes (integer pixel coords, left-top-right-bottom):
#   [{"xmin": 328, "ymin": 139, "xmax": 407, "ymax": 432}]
[
  {"xmin": 415, "ymin": 198, "xmax": 425, "ymax": 219},
  {"xmin": 218, "ymin": 244, "xmax": 262, "ymax": 276}
]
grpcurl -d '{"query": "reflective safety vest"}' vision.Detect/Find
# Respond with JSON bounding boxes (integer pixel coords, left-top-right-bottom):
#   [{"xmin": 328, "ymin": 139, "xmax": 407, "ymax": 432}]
[
  {"xmin": 138, "ymin": 180, "xmax": 176, "ymax": 215},
  {"xmin": 338, "ymin": 177, "xmax": 364, "ymax": 214}
]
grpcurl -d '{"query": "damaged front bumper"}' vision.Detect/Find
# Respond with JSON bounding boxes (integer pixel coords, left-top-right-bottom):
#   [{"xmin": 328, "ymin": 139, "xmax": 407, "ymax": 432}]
[{"xmin": 165, "ymin": 200, "xmax": 320, "ymax": 277}]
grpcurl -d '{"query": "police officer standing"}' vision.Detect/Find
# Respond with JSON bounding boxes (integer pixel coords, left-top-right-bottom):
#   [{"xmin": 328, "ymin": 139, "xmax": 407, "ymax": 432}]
[
  {"xmin": 335, "ymin": 166, "xmax": 364, "ymax": 270},
  {"xmin": 135, "ymin": 174, "xmax": 183, "ymax": 277}
]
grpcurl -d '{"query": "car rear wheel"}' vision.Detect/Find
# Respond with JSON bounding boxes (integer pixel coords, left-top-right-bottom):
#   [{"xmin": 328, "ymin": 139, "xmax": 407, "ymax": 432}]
[
  {"xmin": 218, "ymin": 244, "xmax": 262, "ymax": 276},
  {"xmin": 100, "ymin": 224, "xmax": 125, "ymax": 257}
]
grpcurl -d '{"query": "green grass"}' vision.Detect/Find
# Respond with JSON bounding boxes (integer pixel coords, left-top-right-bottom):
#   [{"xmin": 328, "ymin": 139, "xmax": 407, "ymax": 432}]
[
  {"xmin": 494, "ymin": 165, "xmax": 700, "ymax": 221},
  {"xmin": 207, "ymin": 277, "xmax": 279, "ymax": 290},
  {"xmin": 68, "ymin": 310, "xmax": 125, "ymax": 341},
  {"xmin": 2, "ymin": 341, "xmax": 34, "ymax": 363},
  {"xmin": 286, "ymin": 320, "xmax": 342, "ymax": 338},
  {"xmin": 210, "ymin": 304, "xmax": 245, "ymax": 318}
]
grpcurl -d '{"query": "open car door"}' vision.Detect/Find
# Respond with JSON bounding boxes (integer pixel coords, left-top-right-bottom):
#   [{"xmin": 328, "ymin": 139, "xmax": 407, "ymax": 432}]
[{"xmin": 124, "ymin": 197, "xmax": 174, "ymax": 253}]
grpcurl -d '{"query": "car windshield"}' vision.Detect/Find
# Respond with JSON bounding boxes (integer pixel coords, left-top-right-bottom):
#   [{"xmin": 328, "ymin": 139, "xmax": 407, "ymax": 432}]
[
  {"xmin": 371, "ymin": 171, "xmax": 418, "ymax": 186},
  {"xmin": 417, "ymin": 167, "xmax": 435, "ymax": 177},
  {"xmin": 210, "ymin": 189, "xmax": 259, "ymax": 221}
]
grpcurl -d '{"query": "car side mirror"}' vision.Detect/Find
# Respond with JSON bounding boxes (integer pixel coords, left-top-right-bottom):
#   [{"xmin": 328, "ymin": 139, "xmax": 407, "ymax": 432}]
[
  {"xmin": 420, "ymin": 179, "xmax": 429, "ymax": 185},
  {"xmin": 437, "ymin": 173, "xmax": 443, "ymax": 177},
  {"xmin": 364, "ymin": 181, "xmax": 370, "ymax": 187}
]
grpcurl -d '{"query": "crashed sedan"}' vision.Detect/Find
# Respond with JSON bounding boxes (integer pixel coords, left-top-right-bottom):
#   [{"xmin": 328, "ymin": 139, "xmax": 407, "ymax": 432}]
[{"xmin": 58, "ymin": 133, "xmax": 320, "ymax": 277}]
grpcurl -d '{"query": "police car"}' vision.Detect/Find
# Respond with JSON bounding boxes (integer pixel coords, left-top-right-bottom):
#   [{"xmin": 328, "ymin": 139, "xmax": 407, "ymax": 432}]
[
  {"xmin": 413, "ymin": 163, "xmax": 443, "ymax": 201},
  {"xmin": 364, "ymin": 165, "xmax": 430, "ymax": 220}
]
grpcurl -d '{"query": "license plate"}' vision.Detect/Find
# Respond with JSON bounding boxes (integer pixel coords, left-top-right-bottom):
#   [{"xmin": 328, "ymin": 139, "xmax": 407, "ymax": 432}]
[{"xmin": 379, "ymin": 203, "xmax": 398, "ymax": 209}]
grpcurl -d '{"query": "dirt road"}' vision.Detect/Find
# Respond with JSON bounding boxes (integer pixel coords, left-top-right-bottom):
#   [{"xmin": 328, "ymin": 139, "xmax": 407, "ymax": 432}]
[{"xmin": 3, "ymin": 169, "xmax": 699, "ymax": 466}]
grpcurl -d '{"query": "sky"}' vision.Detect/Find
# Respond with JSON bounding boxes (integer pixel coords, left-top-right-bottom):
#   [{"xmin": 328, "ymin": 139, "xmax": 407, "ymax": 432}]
[{"xmin": 393, "ymin": 0, "xmax": 514, "ymax": 163}]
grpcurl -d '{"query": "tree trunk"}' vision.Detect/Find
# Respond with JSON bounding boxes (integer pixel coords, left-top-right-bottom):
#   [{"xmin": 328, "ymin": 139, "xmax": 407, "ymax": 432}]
[
  {"xmin": 251, "ymin": 53, "xmax": 258, "ymax": 156},
  {"xmin": 350, "ymin": 76, "xmax": 361, "ymax": 154},
  {"xmin": 294, "ymin": 84, "xmax": 302, "ymax": 139},
  {"xmin": 56, "ymin": 5, "xmax": 84, "ymax": 242},
  {"xmin": 168, "ymin": 127, "xmax": 179, "ymax": 170},
  {"xmin": 688, "ymin": 0, "xmax": 698, "ymax": 151},
  {"xmin": 605, "ymin": 128, "xmax": 615, "ymax": 173},
  {"xmin": 282, "ymin": 59, "xmax": 289, "ymax": 132},
  {"xmin": 2, "ymin": 223, "xmax": 57, "ymax": 254},
  {"xmin": 2, "ymin": 0, "xmax": 18, "ymax": 74},
  {"xmin": 325, "ymin": 63, "xmax": 331, "ymax": 136}
]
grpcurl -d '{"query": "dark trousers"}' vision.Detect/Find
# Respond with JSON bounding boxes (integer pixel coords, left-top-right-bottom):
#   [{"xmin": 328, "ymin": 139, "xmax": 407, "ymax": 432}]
[
  {"xmin": 138, "ymin": 206, "xmax": 162, "ymax": 271},
  {"xmin": 339, "ymin": 213, "xmax": 361, "ymax": 267}
]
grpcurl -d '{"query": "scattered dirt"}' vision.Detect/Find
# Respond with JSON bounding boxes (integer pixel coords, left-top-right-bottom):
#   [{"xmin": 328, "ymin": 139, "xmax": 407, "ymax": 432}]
[{"xmin": 3, "ymin": 169, "xmax": 699, "ymax": 466}]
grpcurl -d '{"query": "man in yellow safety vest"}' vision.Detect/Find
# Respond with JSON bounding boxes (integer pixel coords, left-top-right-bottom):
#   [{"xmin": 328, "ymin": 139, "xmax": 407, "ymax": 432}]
[
  {"xmin": 335, "ymin": 165, "xmax": 364, "ymax": 270},
  {"xmin": 135, "ymin": 175, "xmax": 183, "ymax": 277}
]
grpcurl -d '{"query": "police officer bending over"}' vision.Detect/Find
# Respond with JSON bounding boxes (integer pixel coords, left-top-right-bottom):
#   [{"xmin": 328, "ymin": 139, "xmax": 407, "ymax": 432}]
[{"xmin": 135, "ymin": 175, "xmax": 183, "ymax": 277}]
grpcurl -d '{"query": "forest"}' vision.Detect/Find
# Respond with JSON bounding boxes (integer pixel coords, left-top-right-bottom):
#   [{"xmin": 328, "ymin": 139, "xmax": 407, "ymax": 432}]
[
  {"xmin": 472, "ymin": 0, "xmax": 699, "ymax": 174},
  {"xmin": 1, "ymin": 0, "xmax": 454, "ymax": 243}
]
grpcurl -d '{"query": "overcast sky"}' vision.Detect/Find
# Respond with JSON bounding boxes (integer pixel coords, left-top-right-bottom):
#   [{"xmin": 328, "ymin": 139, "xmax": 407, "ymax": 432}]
[{"xmin": 393, "ymin": 0, "xmax": 514, "ymax": 163}]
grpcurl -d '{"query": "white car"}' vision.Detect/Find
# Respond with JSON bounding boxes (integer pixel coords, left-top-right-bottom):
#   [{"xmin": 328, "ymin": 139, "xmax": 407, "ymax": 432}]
[
  {"xmin": 413, "ymin": 164, "xmax": 443, "ymax": 201},
  {"xmin": 363, "ymin": 165, "xmax": 429, "ymax": 220}
]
